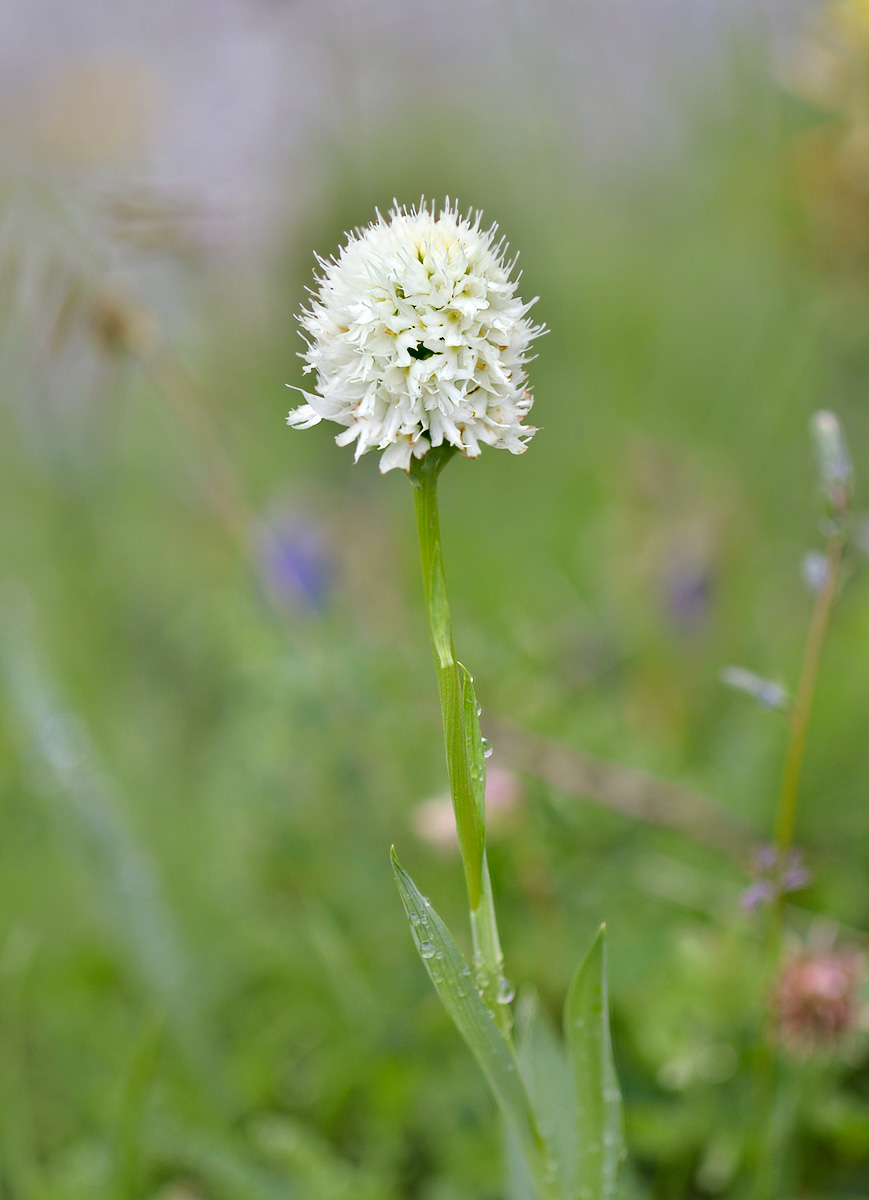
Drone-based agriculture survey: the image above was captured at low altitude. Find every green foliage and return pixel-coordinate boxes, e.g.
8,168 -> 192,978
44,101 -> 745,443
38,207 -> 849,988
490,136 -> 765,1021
565,928 -> 624,1200
516,998 -> 579,1200
458,662 -> 487,837
2,34 -> 869,1199
394,854 -> 627,1200
392,850 -> 562,1200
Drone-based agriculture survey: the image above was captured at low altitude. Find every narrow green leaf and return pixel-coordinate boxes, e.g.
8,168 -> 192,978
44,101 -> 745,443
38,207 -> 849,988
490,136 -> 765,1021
428,542 -> 453,670
564,925 -> 624,1200
458,662 -> 487,828
517,994 -> 579,1200
392,850 -> 563,1200
503,1120 -> 536,1200
440,661 -> 485,907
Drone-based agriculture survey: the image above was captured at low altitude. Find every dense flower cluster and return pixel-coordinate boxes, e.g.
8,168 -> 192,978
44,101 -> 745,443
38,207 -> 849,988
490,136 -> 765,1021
775,950 -> 863,1053
287,200 -> 542,472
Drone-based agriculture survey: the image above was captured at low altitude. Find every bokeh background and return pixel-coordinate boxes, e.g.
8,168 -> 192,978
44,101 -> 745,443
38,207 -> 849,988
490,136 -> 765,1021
2,1 -> 869,1196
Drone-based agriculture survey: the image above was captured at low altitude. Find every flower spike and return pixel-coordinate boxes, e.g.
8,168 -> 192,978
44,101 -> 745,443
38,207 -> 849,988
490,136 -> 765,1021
287,200 -> 544,473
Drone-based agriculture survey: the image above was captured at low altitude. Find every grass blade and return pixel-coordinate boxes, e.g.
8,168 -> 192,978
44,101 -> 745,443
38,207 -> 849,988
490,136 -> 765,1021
517,994 -> 579,1199
458,661 -> 487,826
392,850 -> 563,1200
564,925 -> 624,1200
503,1120 -> 537,1200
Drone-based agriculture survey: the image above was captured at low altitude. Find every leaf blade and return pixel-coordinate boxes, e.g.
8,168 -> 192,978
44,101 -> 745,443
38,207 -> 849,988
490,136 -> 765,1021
564,925 -> 624,1200
457,661 -> 487,828
517,994 -> 579,1199
392,850 -> 563,1200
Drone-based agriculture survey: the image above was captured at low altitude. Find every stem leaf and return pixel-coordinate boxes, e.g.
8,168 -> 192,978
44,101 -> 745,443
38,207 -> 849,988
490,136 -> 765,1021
458,662 -> 487,830
392,850 -> 563,1200
428,542 -> 453,670
564,925 -> 624,1200
517,994 -> 579,1199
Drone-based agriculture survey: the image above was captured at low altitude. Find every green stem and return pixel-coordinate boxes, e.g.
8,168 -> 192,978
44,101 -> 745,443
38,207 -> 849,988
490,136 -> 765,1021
750,527 -> 846,1198
773,530 -> 845,859
411,448 -> 510,1035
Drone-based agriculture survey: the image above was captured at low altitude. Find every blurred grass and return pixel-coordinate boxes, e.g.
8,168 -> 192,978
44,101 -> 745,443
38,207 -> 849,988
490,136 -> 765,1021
2,40 -> 869,1199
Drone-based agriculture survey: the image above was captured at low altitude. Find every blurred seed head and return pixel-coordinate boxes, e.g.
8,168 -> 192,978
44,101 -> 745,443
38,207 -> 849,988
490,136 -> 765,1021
0,47 -> 213,464
88,286 -> 161,357
775,948 -> 864,1054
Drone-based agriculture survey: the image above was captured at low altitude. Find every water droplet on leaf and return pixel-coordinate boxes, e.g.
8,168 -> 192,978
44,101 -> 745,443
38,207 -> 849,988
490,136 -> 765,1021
496,977 -> 515,1005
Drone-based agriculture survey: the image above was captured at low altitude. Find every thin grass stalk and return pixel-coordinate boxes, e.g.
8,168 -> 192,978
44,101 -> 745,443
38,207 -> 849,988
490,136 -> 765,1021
750,427 -> 850,1197
773,529 -> 845,860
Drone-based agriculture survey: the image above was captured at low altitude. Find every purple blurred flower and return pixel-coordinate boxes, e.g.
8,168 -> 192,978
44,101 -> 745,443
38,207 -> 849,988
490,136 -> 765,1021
742,880 -> 776,914
665,558 -> 714,634
742,843 -> 812,913
783,848 -> 811,893
257,517 -> 332,611
753,843 -> 779,872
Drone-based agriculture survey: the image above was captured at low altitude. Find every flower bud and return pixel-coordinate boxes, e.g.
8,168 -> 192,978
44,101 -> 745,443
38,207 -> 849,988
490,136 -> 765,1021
721,666 -> 788,712
812,410 -> 852,517
801,550 -> 829,594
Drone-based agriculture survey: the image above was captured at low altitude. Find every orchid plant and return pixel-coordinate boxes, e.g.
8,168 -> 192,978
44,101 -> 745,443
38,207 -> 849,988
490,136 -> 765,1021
287,200 -> 625,1200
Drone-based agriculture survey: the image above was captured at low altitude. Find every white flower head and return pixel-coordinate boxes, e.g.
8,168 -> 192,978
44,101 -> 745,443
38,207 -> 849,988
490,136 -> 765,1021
287,199 -> 543,473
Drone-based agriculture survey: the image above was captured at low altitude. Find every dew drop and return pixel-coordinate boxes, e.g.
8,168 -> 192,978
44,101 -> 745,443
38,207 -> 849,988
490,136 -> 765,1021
481,738 -> 494,759
496,977 -> 515,1005
419,940 -> 436,959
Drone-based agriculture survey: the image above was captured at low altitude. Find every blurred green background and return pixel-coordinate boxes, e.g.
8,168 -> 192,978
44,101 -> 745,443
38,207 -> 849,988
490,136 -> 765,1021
2,2 -> 869,1197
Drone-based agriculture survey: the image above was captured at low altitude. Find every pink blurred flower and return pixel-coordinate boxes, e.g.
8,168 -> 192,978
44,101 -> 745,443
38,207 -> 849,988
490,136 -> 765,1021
412,766 -> 524,852
775,949 -> 864,1054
